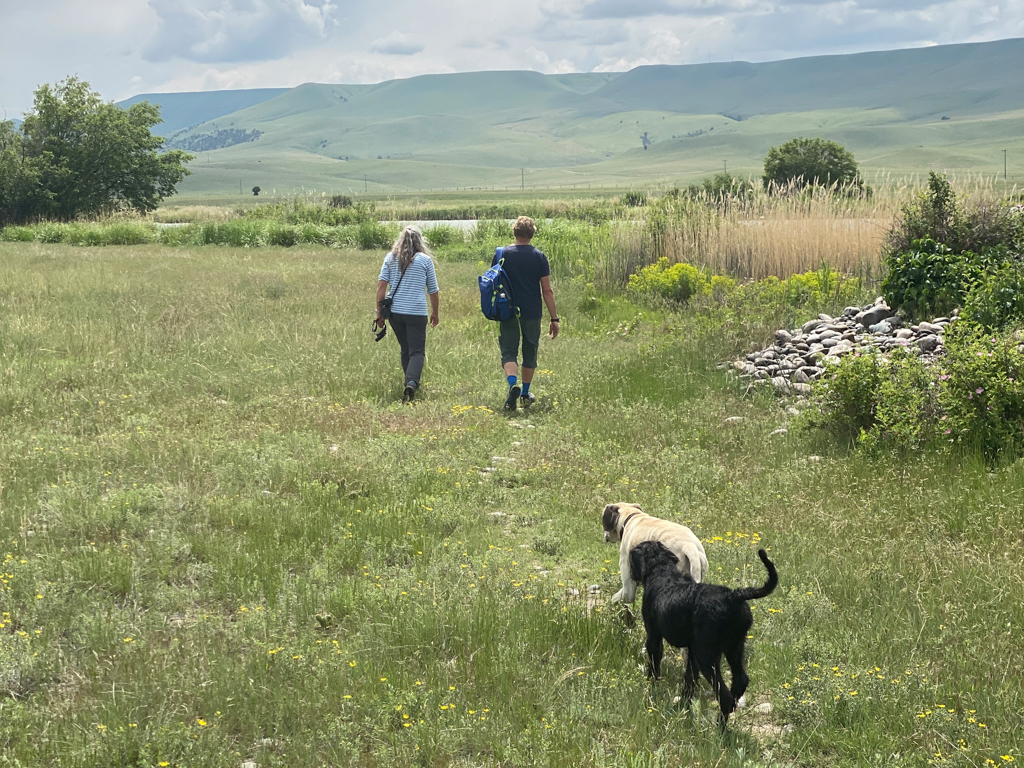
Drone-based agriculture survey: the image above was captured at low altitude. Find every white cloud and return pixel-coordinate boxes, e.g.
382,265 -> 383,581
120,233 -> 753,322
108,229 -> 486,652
143,0 -> 338,63
370,31 -> 425,56
1,0 -> 1023,116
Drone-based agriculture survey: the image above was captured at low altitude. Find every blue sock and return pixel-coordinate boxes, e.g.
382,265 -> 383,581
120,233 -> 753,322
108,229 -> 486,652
507,374 -> 518,388
521,382 -> 531,397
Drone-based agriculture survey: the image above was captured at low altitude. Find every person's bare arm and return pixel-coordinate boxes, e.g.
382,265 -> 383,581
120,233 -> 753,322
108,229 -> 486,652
375,279 -> 388,325
429,291 -> 439,327
540,275 -> 559,338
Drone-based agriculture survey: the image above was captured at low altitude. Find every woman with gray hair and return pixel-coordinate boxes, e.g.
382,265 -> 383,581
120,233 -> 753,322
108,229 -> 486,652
375,226 -> 440,402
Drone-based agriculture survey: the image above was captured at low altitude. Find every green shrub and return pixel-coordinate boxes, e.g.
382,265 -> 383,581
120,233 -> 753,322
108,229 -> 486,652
709,274 -> 737,301
886,172 -> 1023,258
356,221 -> 397,251
807,349 -> 937,450
266,222 -> 299,247
621,190 -> 647,207
422,224 -> 464,247
34,223 -> 66,243
961,262 -> 1024,331
102,222 -> 156,245
807,352 -> 886,443
881,238 -> 1006,318
627,257 -> 709,305
0,226 -> 35,242
938,324 -> 1024,460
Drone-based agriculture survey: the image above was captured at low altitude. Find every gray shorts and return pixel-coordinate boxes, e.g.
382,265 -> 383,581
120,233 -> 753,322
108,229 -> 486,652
499,316 -> 541,369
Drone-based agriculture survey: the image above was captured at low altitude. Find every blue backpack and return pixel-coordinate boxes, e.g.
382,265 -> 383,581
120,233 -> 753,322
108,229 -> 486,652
479,247 -> 518,322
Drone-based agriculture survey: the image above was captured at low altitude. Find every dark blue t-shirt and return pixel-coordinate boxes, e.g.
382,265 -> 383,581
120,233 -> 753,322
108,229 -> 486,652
492,244 -> 550,320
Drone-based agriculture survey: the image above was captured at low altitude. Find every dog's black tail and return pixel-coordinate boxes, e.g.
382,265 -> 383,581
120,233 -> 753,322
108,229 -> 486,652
729,549 -> 778,602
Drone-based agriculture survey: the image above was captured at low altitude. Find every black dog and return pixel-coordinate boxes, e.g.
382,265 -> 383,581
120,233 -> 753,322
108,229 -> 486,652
629,541 -> 778,726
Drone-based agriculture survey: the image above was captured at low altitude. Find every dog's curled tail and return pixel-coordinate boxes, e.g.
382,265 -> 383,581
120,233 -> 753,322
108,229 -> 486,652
729,549 -> 778,602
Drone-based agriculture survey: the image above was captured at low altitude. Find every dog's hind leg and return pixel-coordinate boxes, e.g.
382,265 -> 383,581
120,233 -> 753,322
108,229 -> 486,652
679,648 -> 699,703
724,641 -> 749,706
695,649 -> 734,727
645,632 -> 664,679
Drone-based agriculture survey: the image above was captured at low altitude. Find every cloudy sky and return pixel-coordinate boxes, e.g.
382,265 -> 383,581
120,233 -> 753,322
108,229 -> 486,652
1,0 -> 1022,116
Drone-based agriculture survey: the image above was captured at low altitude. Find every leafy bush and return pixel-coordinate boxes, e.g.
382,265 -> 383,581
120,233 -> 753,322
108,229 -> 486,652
102,222 -> 157,245
886,172 -> 1024,257
266,222 -> 299,247
961,262 -> 1024,331
685,173 -> 755,202
807,352 -> 886,442
881,238 -> 1006,318
0,226 -> 35,242
356,221 -> 397,251
807,349 -> 937,450
422,224 -> 464,247
627,257 -> 709,305
762,137 -> 862,192
938,324 -> 1024,460
621,191 -> 648,207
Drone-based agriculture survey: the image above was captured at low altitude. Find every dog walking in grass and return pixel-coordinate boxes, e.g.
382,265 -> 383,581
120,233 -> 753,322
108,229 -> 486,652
602,502 -> 708,603
629,541 -> 778,727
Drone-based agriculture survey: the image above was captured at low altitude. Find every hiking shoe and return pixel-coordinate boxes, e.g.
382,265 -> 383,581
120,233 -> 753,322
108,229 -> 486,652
519,391 -> 536,408
402,383 -> 416,403
504,384 -> 521,411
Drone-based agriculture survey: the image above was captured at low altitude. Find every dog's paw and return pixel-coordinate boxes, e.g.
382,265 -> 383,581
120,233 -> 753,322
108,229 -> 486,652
611,590 -> 624,603
735,694 -> 747,710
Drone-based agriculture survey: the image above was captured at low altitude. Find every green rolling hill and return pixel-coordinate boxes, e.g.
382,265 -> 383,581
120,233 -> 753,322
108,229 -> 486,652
131,38 -> 1024,200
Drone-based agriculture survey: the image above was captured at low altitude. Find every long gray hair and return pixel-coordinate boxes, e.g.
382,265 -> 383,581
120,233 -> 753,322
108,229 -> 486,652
391,226 -> 430,274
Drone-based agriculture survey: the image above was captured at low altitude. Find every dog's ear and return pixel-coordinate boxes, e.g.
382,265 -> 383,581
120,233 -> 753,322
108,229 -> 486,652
629,545 -> 647,583
601,503 -> 620,533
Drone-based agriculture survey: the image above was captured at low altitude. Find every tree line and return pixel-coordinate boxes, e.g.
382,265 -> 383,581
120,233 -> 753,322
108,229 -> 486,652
0,78 -> 192,227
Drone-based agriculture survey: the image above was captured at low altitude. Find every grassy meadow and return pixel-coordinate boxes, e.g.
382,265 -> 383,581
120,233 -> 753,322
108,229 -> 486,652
0,241 -> 1022,768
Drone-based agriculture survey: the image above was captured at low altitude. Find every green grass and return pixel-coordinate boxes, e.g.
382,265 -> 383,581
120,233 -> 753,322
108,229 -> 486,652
0,242 -> 1022,767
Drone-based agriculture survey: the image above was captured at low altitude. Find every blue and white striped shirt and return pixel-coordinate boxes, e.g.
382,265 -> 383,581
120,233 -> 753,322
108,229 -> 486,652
378,252 -> 439,316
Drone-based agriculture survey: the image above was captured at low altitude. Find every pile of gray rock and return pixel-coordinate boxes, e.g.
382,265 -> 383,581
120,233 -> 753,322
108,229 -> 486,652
729,298 -> 956,395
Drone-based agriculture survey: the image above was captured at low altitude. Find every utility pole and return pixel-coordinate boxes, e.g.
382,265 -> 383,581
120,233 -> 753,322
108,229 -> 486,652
364,175 -> 367,193
521,168 -> 524,191
724,160 -> 727,175
1004,149 -> 1008,180
239,180 -> 242,195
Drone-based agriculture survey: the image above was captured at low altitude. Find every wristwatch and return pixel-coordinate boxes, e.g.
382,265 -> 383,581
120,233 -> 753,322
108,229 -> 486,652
551,318 -> 560,323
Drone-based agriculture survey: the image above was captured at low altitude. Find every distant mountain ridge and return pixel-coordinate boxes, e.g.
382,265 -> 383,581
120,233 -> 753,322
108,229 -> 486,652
114,38 -> 1024,196
117,88 -> 289,135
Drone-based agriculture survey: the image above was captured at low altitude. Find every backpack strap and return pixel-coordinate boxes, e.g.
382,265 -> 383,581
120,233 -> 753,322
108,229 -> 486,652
386,254 -> 408,300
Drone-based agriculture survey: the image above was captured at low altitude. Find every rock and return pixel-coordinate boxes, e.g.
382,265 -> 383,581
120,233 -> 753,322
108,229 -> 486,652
792,383 -> 813,396
775,329 -> 793,344
769,428 -> 788,437
933,316 -> 950,324
753,702 -> 773,715
919,321 -> 943,334
754,357 -> 772,367
732,360 -> 748,372
801,318 -> 824,334
818,313 -> 834,322
771,377 -> 791,393
818,330 -> 841,340
868,321 -> 892,335
856,305 -> 891,327
896,329 -> 914,340
786,406 -> 800,416
723,416 -> 745,425
918,335 -> 940,353
792,369 -> 810,384
843,306 -> 861,317
827,343 -> 855,357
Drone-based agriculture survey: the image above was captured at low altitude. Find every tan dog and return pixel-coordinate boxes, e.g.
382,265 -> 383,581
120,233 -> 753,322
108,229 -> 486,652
602,502 -> 708,603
